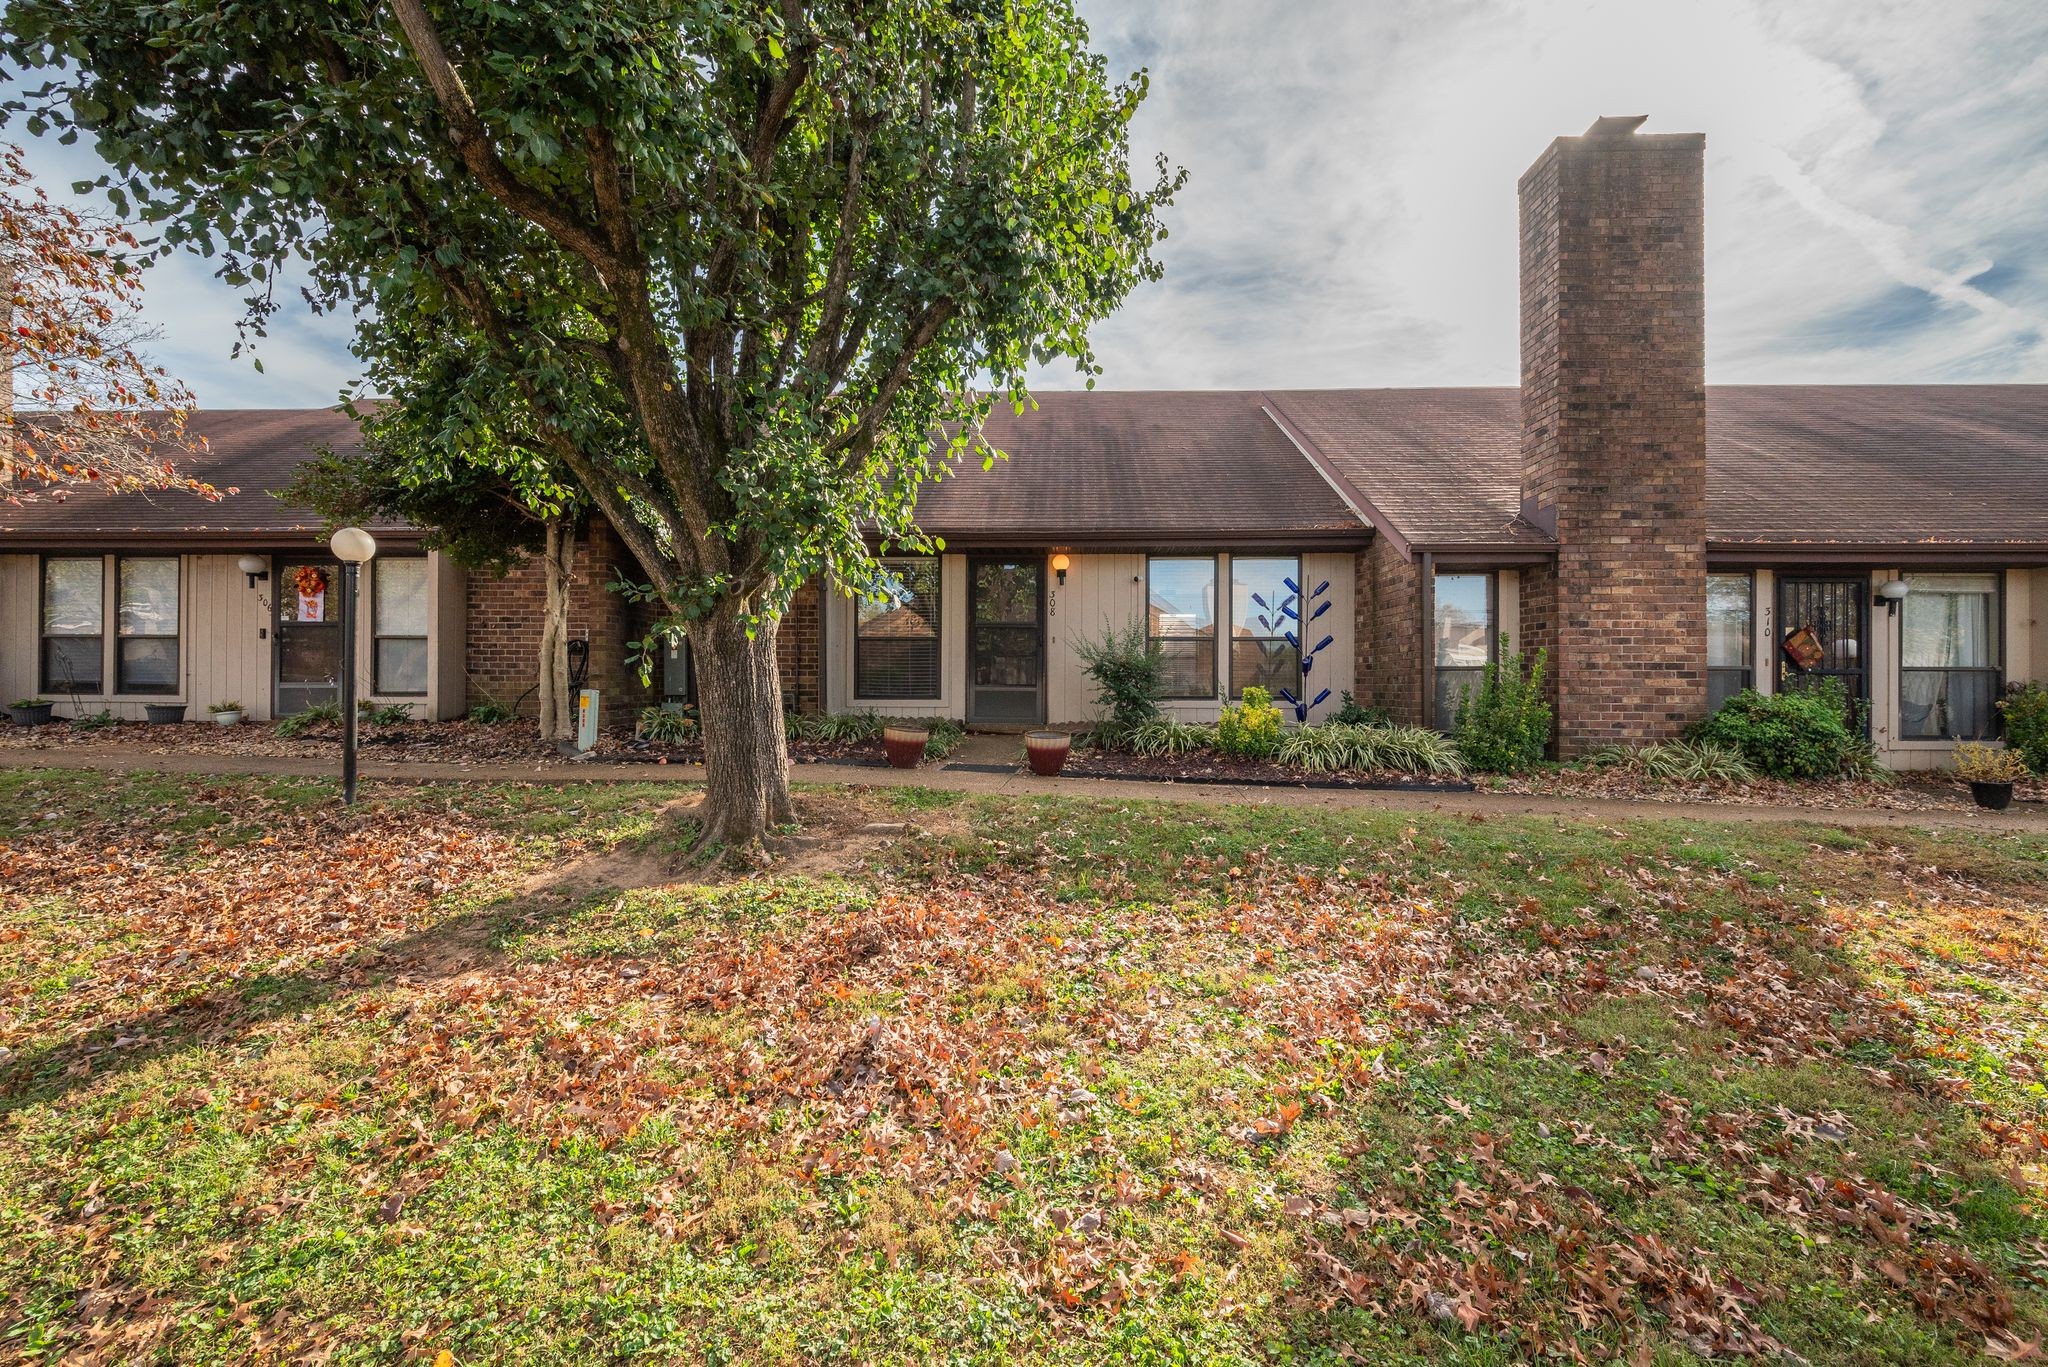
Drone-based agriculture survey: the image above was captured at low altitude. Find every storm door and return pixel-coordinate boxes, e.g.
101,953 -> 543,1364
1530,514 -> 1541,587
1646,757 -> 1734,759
968,558 -> 1045,724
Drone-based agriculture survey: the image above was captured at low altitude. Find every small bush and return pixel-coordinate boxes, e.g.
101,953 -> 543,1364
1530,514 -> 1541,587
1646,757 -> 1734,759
919,719 -> 966,759
1216,687 -> 1284,759
1690,683 -> 1854,779
207,700 -> 244,715
1954,742 -> 2029,784
1635,739 -> 1755,782
1999,682 -> 2048,774
639,705 -> 699,744
1331,691 -> 1389,727
70,709 -> 119,732
1072,616 -> 1166,731
1273,722 -> 1466,776
276,702 -> 344,738
1453,639 -> 1552,774
1278,725 -> 1355,772
359,701 -> 415,727
1126,717 -> 1214,757
467,702 -> 516,724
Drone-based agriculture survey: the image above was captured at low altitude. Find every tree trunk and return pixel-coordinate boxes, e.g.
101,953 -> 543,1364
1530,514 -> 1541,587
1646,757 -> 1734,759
536,516 -> 576,743
691,600 -> 795,848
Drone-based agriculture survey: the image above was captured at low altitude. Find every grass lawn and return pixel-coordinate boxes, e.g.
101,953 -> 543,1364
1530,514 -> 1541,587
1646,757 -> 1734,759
1,770 -> 2044,1364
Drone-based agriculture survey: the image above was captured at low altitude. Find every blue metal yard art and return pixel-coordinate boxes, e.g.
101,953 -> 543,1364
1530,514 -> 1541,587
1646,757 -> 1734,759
1251,574 -> 1334,722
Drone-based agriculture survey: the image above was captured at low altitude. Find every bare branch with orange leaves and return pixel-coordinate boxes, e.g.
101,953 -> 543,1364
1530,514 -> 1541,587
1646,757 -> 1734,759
0,142 -> 217,505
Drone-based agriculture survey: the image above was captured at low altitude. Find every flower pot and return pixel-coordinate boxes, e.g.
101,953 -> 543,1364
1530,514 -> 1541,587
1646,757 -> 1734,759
882,725 -> 929,769
144,703 -> 188,725
211,710 -> 243,727
1970,780 -> 2015,811
1024,730 -> 1072,777
7,703 -> 54,728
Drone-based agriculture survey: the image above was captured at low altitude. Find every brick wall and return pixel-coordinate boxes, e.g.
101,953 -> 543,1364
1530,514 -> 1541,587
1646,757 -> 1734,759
1354,537 -> 1423,724
777,579 -> 823,713
464,516 -> 654,718
1519,121 -> 1708,754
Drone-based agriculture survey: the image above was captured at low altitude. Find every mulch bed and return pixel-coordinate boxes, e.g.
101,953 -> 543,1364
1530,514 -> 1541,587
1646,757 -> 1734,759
1062,751 -> 1476,792
1496,766 -> 2048,812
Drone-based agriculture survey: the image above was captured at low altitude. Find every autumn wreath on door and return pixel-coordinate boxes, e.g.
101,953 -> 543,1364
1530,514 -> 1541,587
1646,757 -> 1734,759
1781,624 -> 1825,671
292,564 -> 330,623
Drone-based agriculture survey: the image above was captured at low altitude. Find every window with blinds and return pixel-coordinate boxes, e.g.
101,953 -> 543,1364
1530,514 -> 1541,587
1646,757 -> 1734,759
855,558 -> 941,700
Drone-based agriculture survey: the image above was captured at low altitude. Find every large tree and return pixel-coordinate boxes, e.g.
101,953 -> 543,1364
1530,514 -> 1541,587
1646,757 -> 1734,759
0,142 -> 208,503
6,0 -> 1178,845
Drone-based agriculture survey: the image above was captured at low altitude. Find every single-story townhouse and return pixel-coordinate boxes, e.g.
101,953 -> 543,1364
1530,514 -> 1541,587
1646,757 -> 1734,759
4,116 -> 2045,768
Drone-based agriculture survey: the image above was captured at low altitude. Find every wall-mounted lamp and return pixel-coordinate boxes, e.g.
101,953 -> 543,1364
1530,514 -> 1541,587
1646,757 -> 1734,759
237,553 -> 270,590
1874,579 -> 1910,617
1050,552 -> 1070,586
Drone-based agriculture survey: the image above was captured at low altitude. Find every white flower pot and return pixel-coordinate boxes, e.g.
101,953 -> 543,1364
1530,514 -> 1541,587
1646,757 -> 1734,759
212,711 -> 243,727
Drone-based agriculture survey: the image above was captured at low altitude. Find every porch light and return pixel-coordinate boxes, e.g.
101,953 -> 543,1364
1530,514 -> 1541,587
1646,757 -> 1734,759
1875,579 -> 1910,616
327,527 -> 378,806
236,554 -> 270,589
1051,552 -> 1070,586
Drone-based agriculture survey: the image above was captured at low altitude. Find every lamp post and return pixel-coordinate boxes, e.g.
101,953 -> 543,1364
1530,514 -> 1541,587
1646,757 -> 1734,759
329,527 -> 378,804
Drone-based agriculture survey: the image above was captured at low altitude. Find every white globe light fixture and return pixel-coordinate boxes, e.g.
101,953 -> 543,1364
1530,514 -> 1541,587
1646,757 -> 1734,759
1875,579 -> 1910,617
327,527 -> 379,805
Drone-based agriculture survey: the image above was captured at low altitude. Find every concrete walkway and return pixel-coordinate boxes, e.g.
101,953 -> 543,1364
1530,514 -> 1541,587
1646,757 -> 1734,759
5,744 -> 2046,833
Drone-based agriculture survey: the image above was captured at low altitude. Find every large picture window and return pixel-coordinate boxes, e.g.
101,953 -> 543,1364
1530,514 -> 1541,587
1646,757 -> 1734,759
1230,556 -> 1301,699
115,557 -> 180,695
855,558 -> 941,700
1900,573 -> 2001,741
1147,556 -> 1217,698
373,557 -> 430,695
1706,572 -> 1753,713
1433,571 -> 1495,728
41,557 -> 104,694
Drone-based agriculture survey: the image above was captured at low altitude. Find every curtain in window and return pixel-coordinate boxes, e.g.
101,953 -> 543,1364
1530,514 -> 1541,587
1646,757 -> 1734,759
1900,574 -> 1998,740
374,558 -> 430,694
1706,573 -> 1752,712
116,558 -> 180,694
42,557 -> 105,693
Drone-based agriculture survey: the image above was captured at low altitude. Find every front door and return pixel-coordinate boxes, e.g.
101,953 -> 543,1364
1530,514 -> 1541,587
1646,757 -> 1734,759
275,560 -> 346,717
968,557 -> 1045,724
1777,575 -> 1868,728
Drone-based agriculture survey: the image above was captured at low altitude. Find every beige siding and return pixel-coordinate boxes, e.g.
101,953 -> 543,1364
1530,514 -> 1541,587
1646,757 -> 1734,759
0,554 -> 35,707
1873,566 -> 2040,772
189,554 -> 274,720
1046,552 -> 1146,724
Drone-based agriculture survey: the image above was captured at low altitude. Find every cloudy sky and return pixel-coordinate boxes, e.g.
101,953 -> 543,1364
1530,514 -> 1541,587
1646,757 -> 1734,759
16,0 -> 2048,406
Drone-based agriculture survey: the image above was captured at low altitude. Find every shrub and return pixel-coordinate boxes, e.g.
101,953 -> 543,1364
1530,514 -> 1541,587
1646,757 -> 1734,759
1634,739 -> 1755,782
1999,682 -> 2048,774
359,701 -> 415,727
1368,724 -> 1466,776
1452,639 -> 1551,774
467,702 -> 516,724
1689,683 -> 1854,780
1216,686 -> 1284,759
1331,691 -> 1389,727
1071,615 -> 1166,732
276,701 -> 344,737
1954,742 -> 2029,784
1126,717 -> 1214,757
70,709 -> 119,731
1278,725 -> 1356,772
639,704 -> 698,744
919,719 -> 966,759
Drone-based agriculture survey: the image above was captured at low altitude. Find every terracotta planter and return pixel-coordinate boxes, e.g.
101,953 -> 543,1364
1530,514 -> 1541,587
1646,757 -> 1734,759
7,702 -> 54,727
1024,730 -> 1072,777
144,703 -> 188,725
882,725 -> 929,769
1970,780 -> 2015,811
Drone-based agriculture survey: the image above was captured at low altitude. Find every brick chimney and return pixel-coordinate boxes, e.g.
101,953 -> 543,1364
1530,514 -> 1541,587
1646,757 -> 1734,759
1518,115 -> 1708,754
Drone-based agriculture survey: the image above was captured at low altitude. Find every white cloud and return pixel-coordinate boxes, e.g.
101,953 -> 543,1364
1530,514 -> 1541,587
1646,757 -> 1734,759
16,0 -> 2048,404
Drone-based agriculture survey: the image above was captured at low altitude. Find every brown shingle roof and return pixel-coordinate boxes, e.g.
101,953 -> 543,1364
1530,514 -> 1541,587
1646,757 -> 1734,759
0,408 -> 393,546
1266,385 -> 2048,552
911,391 -> 1368,545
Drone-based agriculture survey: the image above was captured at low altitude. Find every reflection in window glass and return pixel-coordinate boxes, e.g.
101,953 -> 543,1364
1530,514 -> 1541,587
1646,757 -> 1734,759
1706,573 -> 1752,712
1147,557 -> 1216,697
1432,572 -> 1494,728
116,558 -> 181,695
856,558 -> 941,700
1230,556 -> 1300,699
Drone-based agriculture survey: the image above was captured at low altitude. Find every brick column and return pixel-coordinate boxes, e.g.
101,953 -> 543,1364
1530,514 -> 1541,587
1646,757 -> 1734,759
1519,117 -> 1708,754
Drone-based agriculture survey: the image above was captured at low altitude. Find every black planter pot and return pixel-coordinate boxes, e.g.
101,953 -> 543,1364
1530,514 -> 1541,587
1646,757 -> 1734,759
1969,780 -> 2015,811
6,702 -> 55,727
144,703 -> 188,725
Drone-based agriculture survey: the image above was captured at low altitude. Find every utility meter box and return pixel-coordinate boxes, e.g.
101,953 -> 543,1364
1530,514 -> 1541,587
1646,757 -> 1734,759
575,689 -> 600,752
